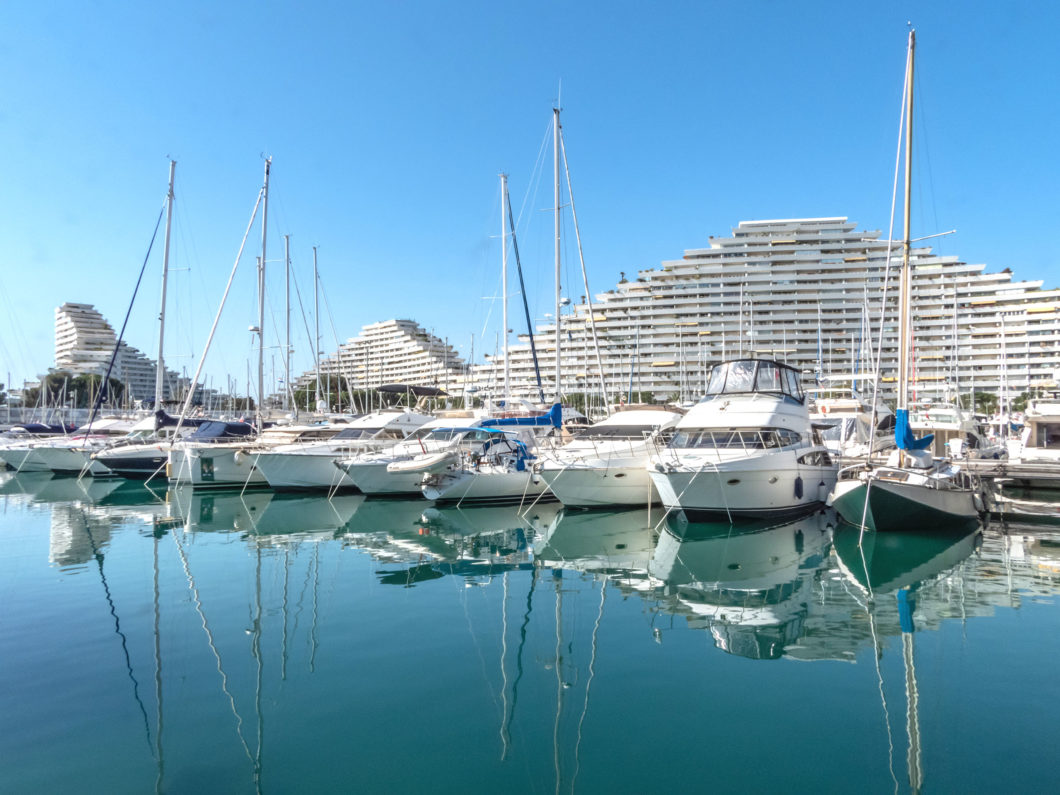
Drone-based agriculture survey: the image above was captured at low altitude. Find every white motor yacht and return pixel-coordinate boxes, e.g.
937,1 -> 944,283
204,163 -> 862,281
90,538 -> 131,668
648,359 -> 838,520
0,423 -> 79,473
23,417 -> 139,477
252,408 -> 433,491
536,407 -> 683,507
169,420 -> 354,489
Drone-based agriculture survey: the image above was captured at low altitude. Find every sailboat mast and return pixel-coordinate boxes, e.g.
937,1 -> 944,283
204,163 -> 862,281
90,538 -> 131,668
258,158 -> 271,425
284,233 -> 291,412
553,106 -> 562,403
313,246 -> 321,408
500,173 -> 510,405
897,31 -> 915,412
155,159 -> 176,410
559,128 -> 610,415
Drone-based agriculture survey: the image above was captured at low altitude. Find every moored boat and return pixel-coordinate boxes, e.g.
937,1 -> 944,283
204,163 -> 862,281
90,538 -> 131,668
648,358 -> 837,520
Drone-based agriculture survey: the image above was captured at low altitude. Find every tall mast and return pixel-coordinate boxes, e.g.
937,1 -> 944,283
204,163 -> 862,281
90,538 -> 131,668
284,233 -> 291,412
897,30 -> 915,412
559,127 -> 610,415
258,158 -> 271,426
553,106 -> 562,403
313,246 -> 321,409
500,173 -> 510,404
155,159 -> 176,410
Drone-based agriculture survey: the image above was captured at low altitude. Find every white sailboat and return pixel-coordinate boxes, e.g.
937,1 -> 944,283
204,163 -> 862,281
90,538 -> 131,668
829,30 -> 983,533
412,113 -> 573,506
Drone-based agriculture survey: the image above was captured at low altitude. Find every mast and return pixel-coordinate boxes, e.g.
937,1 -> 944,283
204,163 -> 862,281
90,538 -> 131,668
559,127 -> 610,415
155,160 -> 176,411
897,30 -> 915,413
553,106 -> 562,403
283,233 -> 291,412
314,246 -> 321,410
258,158 -> 271,428
500,173 -> 510,405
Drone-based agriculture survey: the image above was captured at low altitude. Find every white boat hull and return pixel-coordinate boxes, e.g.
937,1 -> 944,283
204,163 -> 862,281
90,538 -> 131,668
649,450 -> 836,519
28,444 -> 114,477
344,461 -> 428,496
421,468 -> 551,504
169,445 -> 268,488
539,462 -> 659,507
0,446 -> 49,473
252,450 -> 356,491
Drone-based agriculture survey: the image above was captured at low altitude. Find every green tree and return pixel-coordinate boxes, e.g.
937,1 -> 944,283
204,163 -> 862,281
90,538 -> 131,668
25,371 -> 126,409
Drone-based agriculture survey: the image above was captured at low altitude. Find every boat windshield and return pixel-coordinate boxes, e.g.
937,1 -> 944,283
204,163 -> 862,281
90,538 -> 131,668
670,427 -> 804,449
704,360 -> 804,403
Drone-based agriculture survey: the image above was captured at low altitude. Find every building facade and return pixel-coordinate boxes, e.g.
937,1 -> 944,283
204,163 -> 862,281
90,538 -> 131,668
294,319 -> 466,399
462,217 -> 1059,405
298,217 -> 1059,408
54,302 -> 187,404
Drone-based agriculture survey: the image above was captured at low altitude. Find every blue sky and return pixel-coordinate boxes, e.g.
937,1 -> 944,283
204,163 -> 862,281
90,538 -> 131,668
1,1 -> 1057,393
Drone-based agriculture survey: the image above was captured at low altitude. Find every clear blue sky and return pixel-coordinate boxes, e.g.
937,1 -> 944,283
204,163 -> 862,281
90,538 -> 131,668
1,1 -> 1056,393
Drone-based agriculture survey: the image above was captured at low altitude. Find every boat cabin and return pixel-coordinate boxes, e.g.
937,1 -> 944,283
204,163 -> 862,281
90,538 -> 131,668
703,359 -> 805,404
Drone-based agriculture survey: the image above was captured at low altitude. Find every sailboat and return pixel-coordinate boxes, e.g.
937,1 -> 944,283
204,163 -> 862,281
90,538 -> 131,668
829,30 -> 984,533
411,114 -> 570,505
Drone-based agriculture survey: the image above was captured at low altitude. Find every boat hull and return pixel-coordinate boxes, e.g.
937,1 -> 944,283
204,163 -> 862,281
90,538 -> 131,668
649,453 -> 836,520
830,476 -> 981,532
169,445 -> 268,488
93,444 -> 170,480
421,468 -> 552,504
29,445 -> 114,477
252,450 -> 357,492
539,463 -> 659,507
344,460 -> 427,496
0,446 -> 49,473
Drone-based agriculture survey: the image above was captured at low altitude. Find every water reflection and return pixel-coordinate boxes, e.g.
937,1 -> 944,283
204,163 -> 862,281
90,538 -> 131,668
651,509 -> 835,659
4,481 -> 1060,794
832,521 -> 983,795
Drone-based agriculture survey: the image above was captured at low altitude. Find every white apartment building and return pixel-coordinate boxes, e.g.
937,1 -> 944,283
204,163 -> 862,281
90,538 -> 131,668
296,319 -> 465,397
473,216 -> 1060,404
54,302 -> 187,403
302,217 -> 1059,407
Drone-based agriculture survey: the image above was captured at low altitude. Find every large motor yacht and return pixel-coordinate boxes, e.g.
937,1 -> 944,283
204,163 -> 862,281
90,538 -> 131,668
648,359 -> 837,520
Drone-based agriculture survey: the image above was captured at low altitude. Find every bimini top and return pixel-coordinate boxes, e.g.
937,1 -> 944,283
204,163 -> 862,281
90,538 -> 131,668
183,421 -> 257,442
703,359 -> 805,404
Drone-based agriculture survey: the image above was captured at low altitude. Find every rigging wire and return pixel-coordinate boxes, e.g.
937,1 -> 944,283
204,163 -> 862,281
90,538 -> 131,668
86,202 -> 166,429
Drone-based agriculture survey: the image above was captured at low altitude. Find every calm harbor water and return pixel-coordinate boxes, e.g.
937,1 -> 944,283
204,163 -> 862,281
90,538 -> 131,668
1,472 -> 1058,794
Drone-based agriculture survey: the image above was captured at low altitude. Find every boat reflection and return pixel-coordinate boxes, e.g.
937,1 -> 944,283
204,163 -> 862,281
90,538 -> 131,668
166,486 -> 275,534
0,470 -> 54,499
832,520 -> 982,595
0,470 -> 124,505
165,487 -> 365,543
533,507 -> 655,588
650,509 -> 836,659
832,519 -> 983,795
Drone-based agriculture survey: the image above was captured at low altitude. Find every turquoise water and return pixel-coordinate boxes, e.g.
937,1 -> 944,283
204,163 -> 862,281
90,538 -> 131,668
1,472 -> 1058,794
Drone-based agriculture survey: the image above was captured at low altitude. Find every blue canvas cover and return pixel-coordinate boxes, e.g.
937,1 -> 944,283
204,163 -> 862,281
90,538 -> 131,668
894,408 -> 934,451
481,402 -> 562,429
